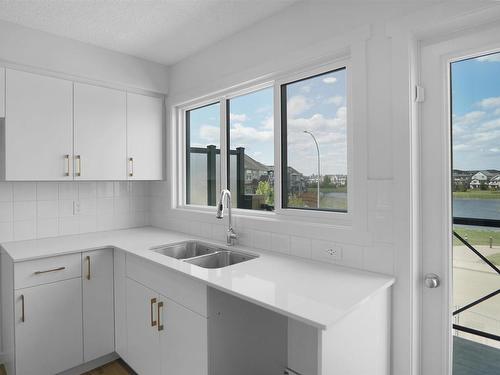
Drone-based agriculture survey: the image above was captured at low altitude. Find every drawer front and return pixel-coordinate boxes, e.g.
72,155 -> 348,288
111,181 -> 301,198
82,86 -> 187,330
15,253 -> 81,289
126,254 -> 207,317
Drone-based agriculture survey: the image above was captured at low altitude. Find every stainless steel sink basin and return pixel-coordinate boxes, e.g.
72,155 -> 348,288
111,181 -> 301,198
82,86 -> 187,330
152,241 -> 218,259
151,241 -> 258,268
184,250 -> 258,269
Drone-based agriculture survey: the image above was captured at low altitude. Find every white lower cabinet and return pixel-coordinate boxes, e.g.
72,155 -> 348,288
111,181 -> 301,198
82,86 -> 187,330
14,278 -> 83,375
82,249 -> 115,362
125,278 -> 161,375
1,249 -> 115,375
125,277 -> 208,375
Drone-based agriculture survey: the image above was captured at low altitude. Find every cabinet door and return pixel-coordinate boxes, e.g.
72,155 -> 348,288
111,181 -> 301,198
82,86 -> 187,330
82,249 -> 115,362
5,69 -> 73,180
74,83 -> 126,180
0,67 -> 5,117
160,296 -> 208,375
127,93 -> 163,180
15,278 -> 83,375
126,278 -> 161,375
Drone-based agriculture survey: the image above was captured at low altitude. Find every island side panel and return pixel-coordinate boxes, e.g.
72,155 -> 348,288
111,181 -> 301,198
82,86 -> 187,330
1,250 -> 15,375
321,288 -> 391,375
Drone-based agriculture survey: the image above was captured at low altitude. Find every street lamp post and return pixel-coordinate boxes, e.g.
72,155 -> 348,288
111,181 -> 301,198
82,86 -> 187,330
303,130 -> 320,208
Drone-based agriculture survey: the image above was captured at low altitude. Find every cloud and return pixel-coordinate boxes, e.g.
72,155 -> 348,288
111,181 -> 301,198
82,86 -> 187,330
198,125 -> 219,143
230,123 -> 273,142
479,97 -> 500,108
262,116 -> 274,130
287,95 -> 313,116
230,113 -> 248,122
477,54 -> 500,63
322,76 -> 337,84
326,95 -> 344,106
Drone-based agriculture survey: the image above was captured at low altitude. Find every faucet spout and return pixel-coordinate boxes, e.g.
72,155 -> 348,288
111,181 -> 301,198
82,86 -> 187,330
216,189 -> 237,245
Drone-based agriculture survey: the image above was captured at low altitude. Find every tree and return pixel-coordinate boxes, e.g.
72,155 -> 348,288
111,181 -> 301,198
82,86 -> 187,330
255,181 -> 274,205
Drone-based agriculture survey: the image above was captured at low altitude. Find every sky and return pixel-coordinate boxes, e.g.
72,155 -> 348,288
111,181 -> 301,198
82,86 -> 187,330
188,69 -> 348,177
451,52 -> 500,171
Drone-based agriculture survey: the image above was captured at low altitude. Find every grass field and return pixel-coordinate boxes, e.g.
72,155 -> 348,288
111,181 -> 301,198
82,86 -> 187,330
453,190 -> 500,199
453,226 -> 500,246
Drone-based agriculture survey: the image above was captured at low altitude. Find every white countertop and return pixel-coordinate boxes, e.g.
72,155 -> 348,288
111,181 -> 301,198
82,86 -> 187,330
0,226 -> 395,330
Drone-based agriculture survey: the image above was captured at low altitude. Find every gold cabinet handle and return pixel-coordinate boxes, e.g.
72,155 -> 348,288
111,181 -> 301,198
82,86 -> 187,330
21,294 -> 25,323
150,298 -> 157,327
85,255 -> 91,280
128,157 -> 134,177
157,301 -> 164,331
64,154 -> 70,176
34,266 -> 66,275
75,155 -> 81,177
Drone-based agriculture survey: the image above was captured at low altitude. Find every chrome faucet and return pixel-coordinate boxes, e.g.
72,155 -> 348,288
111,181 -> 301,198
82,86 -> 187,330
216,189 -> 237,245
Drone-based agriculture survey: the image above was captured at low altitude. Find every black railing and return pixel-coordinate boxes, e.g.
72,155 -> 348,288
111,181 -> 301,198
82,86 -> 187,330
452,217 -> 500,342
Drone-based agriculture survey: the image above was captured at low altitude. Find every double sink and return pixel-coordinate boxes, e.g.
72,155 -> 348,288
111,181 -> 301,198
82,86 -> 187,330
152,241 -> 259,269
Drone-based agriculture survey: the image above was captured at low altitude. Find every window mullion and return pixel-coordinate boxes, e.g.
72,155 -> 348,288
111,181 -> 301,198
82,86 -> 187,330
220,98 -> 228,192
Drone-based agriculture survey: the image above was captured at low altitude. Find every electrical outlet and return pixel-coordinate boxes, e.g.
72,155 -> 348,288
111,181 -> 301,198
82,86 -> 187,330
73,201 -> 81,215
325,246 -> 342,260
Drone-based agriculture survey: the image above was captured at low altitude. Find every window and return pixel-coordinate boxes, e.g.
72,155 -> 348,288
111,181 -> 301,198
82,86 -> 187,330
227,88 -> 274,211
186,102 -> 221,206
281,67 -> 348,212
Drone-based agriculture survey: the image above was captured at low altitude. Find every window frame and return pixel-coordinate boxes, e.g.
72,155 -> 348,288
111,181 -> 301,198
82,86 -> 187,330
173,57 -> 354,225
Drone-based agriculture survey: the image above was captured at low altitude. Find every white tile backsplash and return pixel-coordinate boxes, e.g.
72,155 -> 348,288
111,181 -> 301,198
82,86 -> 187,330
290,236 -> 312,259
0,181 -> 151,242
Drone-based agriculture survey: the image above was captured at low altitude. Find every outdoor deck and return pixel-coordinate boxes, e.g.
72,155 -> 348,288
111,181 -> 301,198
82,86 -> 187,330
453,336 -> 500,375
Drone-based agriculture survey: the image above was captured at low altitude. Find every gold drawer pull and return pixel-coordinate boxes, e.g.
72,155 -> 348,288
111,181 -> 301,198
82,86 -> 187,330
128,157 -> 134,177
85,256 -> 91,280
33,266 -> 66,275
158,301 -> 164,331
150,298 -> 157,327
75,155 -> 81,177
21,294 -> 25,323
64,154 -> 70,176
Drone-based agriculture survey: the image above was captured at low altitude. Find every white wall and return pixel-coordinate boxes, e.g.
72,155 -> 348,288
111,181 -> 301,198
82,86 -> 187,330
0,20 -> 169,94
152,2 -> 500,374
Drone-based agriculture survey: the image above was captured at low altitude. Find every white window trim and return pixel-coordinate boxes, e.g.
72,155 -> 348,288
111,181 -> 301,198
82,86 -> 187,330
172,55 -> 358,228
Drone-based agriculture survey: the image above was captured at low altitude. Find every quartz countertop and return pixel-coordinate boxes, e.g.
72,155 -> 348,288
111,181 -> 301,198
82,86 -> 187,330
0,226 -> 395,330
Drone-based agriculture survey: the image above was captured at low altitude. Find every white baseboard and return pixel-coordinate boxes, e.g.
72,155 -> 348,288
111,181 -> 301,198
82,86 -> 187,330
57,352 -> 119,375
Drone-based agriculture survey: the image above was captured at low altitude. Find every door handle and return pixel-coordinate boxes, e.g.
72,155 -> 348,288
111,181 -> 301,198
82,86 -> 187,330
157,301 -> 164,331
75,155 -> 81,177
64,154 -> 70,176
34,266 -> 66,275
128,157 -> 134,177
150,298 -> 157,327
424,273 -> 440,288
20,294 -> 25,323
85,255 -> 91,280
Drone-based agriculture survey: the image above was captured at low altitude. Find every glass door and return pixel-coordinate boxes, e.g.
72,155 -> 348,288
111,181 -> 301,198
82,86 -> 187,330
450,52 -> 500,375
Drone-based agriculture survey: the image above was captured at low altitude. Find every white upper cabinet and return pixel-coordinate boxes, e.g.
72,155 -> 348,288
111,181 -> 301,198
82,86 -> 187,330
0,67 -> 5,117
3,69 -> 73,180
74,83 -> 127,180
127,92 -> 164,180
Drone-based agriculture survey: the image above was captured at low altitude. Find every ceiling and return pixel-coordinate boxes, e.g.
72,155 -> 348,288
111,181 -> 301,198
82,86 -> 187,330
0,0 -> 298,66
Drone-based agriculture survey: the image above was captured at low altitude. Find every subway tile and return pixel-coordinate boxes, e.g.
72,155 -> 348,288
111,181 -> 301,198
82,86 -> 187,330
271,233 -> 290,254
37,200 -> 59,219
59,216 -> 79,236
59,182 -> 77,200
36,182 -> 59,201
79,215 -> 97,234
114,197 -> 130,214
79,198 -> 97,215
363,245 -> 395,275
13,182 -> 36,201
0,221 -> 13,242
252,230 -> 272,251
13,201 -> 36,221
97,198 -> 114,214
13,220 -> 36,241
78,182 -> 97,199
0,182 -> 13,202
290,236 -> 312,259
58,200 -> 74,217
97,181 -> 114,198
114,181 -> 130,197
37,218 -> 59,238
0,201 -> 13,222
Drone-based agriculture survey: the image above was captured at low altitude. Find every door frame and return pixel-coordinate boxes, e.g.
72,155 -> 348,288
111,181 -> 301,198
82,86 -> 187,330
418,24 -> 500,375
